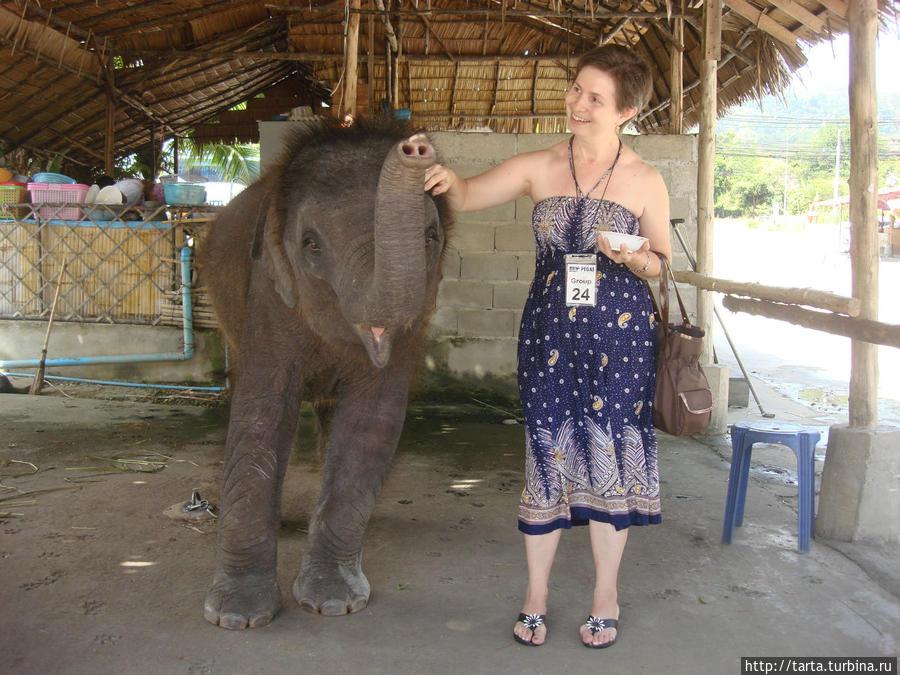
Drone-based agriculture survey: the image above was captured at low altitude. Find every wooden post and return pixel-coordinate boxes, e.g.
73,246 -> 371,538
392,7 -> 401,110
385,36 -> 393,111
696,0 -> 721,364
368,4 -> 375,114
344,0 -> 361,120
848,0 -> 879,427
669,5 -> 684,134
104,94 -> 115,175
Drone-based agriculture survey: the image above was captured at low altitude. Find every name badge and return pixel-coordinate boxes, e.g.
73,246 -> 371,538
565,253 -> 597,307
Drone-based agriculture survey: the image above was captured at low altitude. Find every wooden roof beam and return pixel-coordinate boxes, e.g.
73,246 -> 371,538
160,66 -> 295,123
270,4 -> 696,20
0,34 -> 174,133
141,62 -> 289,107
724,0 -> 805,62
409,6 -> 457,62
765,0 -> 826,34
94,0 -> 249,37
113,49 -> 599,63
598,18 -> 630,46
373,0 -> 399,53
816,0 -> 849,20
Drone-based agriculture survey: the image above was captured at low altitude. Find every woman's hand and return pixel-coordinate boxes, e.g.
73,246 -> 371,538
424,164 -> 458,196
597,234 -> 652,273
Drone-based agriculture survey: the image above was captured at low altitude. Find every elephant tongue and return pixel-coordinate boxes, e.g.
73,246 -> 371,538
358,325 -> 391,368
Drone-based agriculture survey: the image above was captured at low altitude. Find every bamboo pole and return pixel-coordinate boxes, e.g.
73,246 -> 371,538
267,4 -> 693,19
672,270 -> 861,316
721,296 -> 900,350
111,49 -> 590,64
669,8 -> 684,135
29,261 -> 68,396
847,0 -> 879,428
696,0 -> 721,364
393,9 -> 401,109
105,93 -> 115,175
368,3 -> 375,114
344,0 -> 361,120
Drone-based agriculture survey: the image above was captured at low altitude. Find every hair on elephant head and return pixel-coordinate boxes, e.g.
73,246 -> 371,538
198,119 -> 453,630
204,119 -> 450,371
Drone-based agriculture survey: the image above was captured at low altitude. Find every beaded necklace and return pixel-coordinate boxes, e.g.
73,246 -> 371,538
567,136 -> 622,202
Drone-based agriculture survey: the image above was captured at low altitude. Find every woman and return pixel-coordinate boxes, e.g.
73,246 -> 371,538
425,44 -> 671,649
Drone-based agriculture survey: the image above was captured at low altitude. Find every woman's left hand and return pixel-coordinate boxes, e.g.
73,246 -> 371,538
597,234 -> 650,269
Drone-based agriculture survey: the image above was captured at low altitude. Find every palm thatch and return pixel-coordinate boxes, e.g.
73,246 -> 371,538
0,0 -> 896,171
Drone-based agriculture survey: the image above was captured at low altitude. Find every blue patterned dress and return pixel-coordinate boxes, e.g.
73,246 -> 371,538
516,196 -> 661,534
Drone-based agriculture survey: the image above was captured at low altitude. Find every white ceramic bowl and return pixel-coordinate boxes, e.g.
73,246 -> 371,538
96,185 -> 124,205
115,178 -> 144,207
602,232 -> 648,252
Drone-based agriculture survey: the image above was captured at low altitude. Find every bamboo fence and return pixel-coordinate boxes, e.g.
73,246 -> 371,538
0,204 -> 211,325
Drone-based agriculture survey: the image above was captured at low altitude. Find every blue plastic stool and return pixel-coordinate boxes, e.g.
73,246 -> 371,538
722,421 -> 821,553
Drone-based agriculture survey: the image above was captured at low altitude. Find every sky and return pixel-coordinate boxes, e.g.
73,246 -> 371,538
789,29 -> 900,96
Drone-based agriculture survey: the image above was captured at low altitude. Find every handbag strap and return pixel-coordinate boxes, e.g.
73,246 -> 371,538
664,257 -> 691,326
645,256 -> 692,345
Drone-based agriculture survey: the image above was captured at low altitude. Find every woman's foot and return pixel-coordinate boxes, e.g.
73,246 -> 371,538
514,610 -> 547,646
580,590 -> 619,647
581,616 -> 618,648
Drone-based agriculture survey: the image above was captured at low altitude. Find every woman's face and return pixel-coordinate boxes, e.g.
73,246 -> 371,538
565,65 -> 636,135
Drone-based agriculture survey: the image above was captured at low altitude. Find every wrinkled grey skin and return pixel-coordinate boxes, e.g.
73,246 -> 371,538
198,122 -> 450,630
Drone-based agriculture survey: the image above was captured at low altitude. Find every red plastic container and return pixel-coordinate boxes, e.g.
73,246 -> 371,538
27,182 -> 90,220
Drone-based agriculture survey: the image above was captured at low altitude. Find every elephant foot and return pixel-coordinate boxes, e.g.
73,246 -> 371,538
204,573 -> 282,630
292,559 -> 370,616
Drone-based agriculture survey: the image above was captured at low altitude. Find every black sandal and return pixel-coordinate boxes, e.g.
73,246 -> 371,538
514,612 -> 547,646
583,616 -> 618,649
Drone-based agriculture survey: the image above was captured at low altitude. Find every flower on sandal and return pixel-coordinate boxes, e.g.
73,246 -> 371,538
585,617 -> 612,634
521,614 -> 544,630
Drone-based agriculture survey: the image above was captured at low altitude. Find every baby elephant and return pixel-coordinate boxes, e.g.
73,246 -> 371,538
199,121 -> 450,629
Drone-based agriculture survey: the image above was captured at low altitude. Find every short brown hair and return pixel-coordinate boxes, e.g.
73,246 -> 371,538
575,45 -> 653,115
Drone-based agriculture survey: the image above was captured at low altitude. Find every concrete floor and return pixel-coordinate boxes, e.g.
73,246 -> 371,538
1,377 -> 898,674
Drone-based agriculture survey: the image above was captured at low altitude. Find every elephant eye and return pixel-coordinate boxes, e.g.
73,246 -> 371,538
302,235 -> 320,251
425,225 -> 440,243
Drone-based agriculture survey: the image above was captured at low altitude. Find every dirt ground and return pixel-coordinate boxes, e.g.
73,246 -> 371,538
1,386 -> 898,675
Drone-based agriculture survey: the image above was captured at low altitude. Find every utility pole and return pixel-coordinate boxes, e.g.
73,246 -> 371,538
833,128 -> 842,221
783,137 -> 789,218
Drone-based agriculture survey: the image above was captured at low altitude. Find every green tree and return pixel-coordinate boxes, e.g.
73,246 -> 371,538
715,132 -> 781,217
177,137 -> 260,184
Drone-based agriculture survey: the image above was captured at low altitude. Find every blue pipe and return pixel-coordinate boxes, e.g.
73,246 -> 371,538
1,372 -> 224,391
0,247 -> 218,389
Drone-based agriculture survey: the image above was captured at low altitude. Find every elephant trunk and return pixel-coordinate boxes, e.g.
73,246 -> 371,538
369,134 -> 436,328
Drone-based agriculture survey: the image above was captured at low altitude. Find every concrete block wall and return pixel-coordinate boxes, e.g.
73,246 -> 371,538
0,126 -> 696,392
424,130 -> 698,398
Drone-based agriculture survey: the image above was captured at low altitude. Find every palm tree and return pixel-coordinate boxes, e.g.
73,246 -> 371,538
177,137 -> 260,185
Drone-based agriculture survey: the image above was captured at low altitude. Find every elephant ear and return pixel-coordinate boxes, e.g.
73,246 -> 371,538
256,192 -> 299,309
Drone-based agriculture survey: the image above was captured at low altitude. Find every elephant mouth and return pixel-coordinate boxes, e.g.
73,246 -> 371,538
355,324 -> 392,368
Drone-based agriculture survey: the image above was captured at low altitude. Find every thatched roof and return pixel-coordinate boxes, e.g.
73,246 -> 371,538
0,0 -> 896,172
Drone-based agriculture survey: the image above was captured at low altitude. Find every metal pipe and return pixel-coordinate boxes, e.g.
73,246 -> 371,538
1,246 -> 197,370
1,372 -> 224,391
670,219 -> 774,418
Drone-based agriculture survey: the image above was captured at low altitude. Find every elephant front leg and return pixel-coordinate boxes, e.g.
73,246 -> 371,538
293,370 -> 410,615
204,362 -> 302,630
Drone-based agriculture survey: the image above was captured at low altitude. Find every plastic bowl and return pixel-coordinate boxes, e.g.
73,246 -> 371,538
32,172 -> 76,184
83,205 -> 118,221
115,178 -> 144,207
163,183 -> 206,206
601,232 -> 648,253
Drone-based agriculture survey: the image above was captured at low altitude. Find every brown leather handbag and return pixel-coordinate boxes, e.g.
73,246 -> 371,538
648,257 -> 714,436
